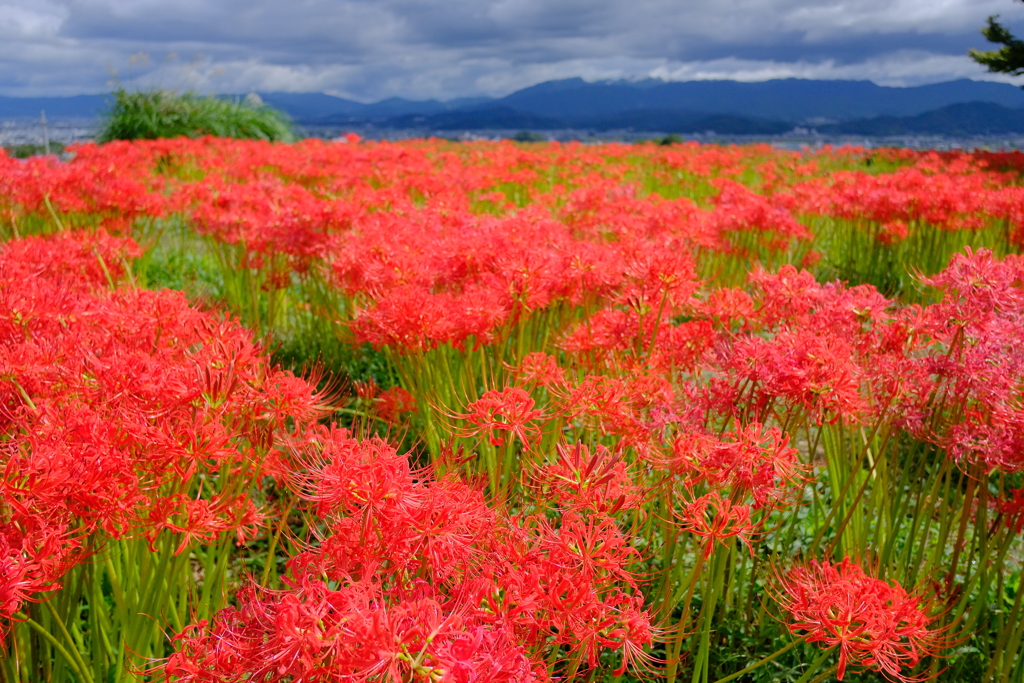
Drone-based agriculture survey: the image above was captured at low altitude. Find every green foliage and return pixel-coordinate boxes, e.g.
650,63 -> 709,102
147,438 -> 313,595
97,88 -> 297,143
970,4 -> 1024,78
2,142 -> 66,158
512,130 -> 546,142
656,133 -> 684,145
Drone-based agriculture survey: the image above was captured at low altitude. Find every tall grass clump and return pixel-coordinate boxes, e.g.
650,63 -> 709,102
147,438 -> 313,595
97,88 -> 297,142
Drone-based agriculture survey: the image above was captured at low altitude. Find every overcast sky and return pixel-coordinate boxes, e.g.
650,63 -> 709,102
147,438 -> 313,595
3,0 -> 1024,100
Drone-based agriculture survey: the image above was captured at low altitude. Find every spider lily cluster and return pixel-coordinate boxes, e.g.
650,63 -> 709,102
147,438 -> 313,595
1,138 -> 1023,682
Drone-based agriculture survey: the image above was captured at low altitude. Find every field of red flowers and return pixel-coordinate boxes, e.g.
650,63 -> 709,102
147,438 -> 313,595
2,137 -> 1024,682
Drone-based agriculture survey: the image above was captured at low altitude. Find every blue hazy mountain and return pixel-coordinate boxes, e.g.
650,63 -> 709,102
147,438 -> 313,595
6,79 -> 1024,136
288,78 -> 1024,129
282,94 -> 496,123
382,106 -> 794,134
0,94 -> 107,118
256,92 -> 366,119
488,78 -> 1024,122
821,101 -> 1024,136
381,106 -> 564,130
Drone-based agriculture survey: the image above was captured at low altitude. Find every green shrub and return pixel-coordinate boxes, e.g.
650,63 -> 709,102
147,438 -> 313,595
512,130 -> 546,142
2,142 -> 66,158
97,88 -> 297,142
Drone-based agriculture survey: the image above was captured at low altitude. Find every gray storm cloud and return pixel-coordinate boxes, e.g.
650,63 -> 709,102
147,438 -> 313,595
1,0 -> 1022,98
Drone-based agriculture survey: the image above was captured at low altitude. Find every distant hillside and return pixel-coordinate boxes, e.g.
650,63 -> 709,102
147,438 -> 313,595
386,105 -> 797,135
257,92 -> 365,120
682,114 -> 792,135
382,107 -> 564,130
491,78 -> 1024,123
302,95 -> 496,124
0,94 -> 107,119
570,108 -> 708,131
821,102 -> 1024,136
6,79 -> 1024,138
572,109 -> 792,134
384,99 -> 1024,137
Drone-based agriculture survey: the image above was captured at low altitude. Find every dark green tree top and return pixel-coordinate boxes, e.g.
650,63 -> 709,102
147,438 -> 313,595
971,3 -> 1024,78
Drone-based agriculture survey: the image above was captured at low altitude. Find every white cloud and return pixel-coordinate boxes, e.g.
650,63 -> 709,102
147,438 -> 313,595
649,51 -> 1019,87
1,0 -> 1023,98
781,0 -> 1018,38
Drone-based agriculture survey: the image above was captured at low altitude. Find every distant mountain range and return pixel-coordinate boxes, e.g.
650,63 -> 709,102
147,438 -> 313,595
447,77 -> 1024,122
5,78 -> 1024,136
818,102 -> 1024,136
0,94 -> 108,119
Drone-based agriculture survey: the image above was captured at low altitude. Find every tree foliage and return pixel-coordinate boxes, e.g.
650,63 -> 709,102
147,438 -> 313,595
970,3 -> 1024,78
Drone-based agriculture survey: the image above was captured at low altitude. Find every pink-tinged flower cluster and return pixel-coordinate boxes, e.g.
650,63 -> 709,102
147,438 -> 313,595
776,558 -> 945,682
913,249 -> 1024,473
672,422 -> 802,509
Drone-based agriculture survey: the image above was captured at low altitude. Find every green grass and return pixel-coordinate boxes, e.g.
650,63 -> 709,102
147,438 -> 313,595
97,88 -> 297,143
2,142 -> 67,158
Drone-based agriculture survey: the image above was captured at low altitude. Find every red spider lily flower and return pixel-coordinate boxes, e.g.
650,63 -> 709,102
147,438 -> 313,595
707,178 -> 812,251
492,511 -> 654,672
146,493 -> 264,555
536,512 -> 643,586
699,286 -> 755,325
675,493 -> 758,557
672,422 -> 804,508
727,329 -> 865,424
453,387 -> 545,447
561,308 -> 648,357
515,352 -> 566,389
600,594 -> 659,677
0,530 -> 69,635
353,379 -> 379,401
910,249 -> 1024,473
878,221 -> 910,246
287,424 -> 413,518
529,442 -> 642,514
166,579 -> 543,683
920,248 -> 1024,323
774,557 -> 946,682
556,374 -> 660,451
782,166 -> 995,235
374,386 -> 418,424
997,487 -> 1024,533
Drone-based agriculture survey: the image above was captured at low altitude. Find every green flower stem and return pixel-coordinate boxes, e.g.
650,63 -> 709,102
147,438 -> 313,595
711,638 -> 800,683
262,495 -> 297,586
42,601 -> 96,683
42,195 -> 65,232
16,613 -> 91,683
664,549 -> 707,682
792,648 -> 836,683
691,545 -> 729,683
